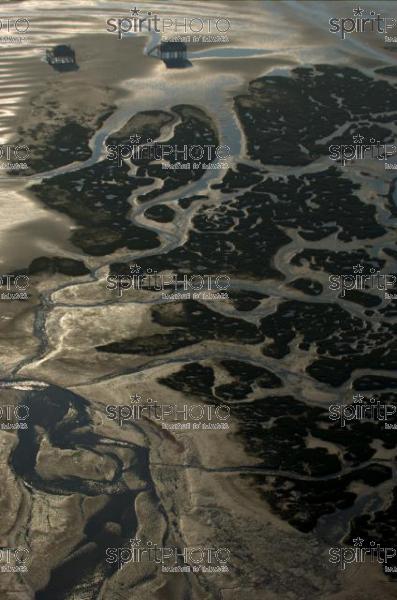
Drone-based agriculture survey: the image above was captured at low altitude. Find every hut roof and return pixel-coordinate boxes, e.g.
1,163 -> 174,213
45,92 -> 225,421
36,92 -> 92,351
159,41 -> 187,52
53,45 -> 75,56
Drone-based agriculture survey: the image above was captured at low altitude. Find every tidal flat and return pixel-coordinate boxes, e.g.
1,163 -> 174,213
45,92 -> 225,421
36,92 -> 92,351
1,2 -> 397,599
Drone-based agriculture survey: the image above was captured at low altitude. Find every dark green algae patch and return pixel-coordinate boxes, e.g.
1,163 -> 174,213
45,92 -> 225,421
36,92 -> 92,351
158,360 -> 396,534
29,105 -> 220,255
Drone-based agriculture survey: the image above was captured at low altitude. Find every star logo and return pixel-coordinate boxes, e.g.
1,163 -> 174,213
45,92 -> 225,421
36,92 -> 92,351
129,263 -> 142,274
353,264 -> 364,274
130,393 -> 142,403
353,537 -> 364,547
129,538 -> 141,547
353,134 -> 364,144
353,393 -> 364,403
129,134 -> 141,144
353,6 -> 364,17
130,7 -> 140,16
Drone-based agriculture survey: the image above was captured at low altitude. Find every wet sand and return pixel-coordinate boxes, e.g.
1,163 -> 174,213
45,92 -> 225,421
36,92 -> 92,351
1,1 -> 397,599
